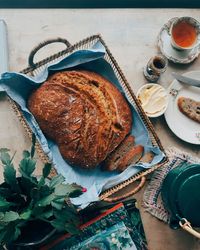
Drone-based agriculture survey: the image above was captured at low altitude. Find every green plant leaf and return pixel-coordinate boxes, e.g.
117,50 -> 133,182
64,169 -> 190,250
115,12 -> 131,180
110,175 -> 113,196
20,209 -> 32,220
5,193 -> 26,210
30,187 -> 40,201
0,148 -> 9,154
3,163 -> 20,193
43,163 -> 52,179
39,209 -> 53,219
13,226 -> 21,241
68,183 -> 84,198
36,194 -> 55,207
0,229 -> 7,244
49,174 -> 65,189
39,185 -> 51,197
0,211 -> 19,223
19,158 -> 36,177
20,176 -> 37,199
38,176 -> 45,188
50,219 -> 65,231
0,196 -> 13,211
55,183 -> 82,197
30,185 -> 51,207
23,150 -> 30,158
0,223 -> 21,245
69,189 -> 83,198
54,207 -> 79,224
51,198 -> 65,210
32,206 -> 45,217
3,163 -> 16,184
54,184 -> 69,196
0,187 -> 12,199
0,149 -> 11,165
30,186 -> 51,209
0,213 -> 4,220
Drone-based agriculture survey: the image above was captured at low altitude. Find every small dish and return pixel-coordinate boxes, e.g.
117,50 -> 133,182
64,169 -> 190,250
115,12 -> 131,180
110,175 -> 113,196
158,17 -> 200,64
137,83 -> 168,118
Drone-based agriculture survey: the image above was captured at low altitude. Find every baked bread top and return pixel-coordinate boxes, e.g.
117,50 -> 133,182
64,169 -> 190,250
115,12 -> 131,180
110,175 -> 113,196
28,70 -> 132,169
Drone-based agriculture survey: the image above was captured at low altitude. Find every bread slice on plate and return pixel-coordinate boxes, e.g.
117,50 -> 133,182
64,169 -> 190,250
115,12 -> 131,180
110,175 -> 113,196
177,97 -> 200,124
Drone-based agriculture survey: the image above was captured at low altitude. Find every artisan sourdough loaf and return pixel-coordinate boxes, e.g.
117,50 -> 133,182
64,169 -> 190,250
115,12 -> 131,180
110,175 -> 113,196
28,70 -> 132,169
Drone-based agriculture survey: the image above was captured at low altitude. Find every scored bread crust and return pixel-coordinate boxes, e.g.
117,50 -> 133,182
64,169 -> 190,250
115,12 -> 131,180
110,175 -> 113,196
28,70 -> 132,169
178,97 -> 200,124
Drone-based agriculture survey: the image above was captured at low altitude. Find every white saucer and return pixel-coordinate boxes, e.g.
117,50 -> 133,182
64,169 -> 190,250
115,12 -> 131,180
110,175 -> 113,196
158,18 -> 200,64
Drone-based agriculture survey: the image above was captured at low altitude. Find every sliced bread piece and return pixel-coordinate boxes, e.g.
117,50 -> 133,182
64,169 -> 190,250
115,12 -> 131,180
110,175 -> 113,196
117,145 -> 144,172
178,97 -> 200,123
103,135 -> 135,171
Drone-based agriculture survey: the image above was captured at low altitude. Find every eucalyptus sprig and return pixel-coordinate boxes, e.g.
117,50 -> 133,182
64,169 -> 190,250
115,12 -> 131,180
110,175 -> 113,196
0,136 -> 85,246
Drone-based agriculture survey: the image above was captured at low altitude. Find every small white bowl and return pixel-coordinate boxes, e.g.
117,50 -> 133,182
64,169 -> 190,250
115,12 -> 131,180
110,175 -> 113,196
136,83 -> 168,118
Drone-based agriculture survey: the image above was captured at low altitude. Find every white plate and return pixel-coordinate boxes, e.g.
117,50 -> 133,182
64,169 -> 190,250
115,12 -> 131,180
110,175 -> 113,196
165,71 -> 200,145
158,18 -> 200,64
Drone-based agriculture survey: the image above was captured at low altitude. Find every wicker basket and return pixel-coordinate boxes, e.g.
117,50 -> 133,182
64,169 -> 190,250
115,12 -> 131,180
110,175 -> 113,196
10,34 -> 168,203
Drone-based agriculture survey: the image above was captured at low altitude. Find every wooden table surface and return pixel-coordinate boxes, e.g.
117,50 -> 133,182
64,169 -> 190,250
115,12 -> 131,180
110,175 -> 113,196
0,8 -> 199,250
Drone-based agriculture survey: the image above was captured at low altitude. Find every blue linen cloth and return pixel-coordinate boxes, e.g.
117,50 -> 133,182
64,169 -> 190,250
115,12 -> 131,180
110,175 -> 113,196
0,41 -> 165,208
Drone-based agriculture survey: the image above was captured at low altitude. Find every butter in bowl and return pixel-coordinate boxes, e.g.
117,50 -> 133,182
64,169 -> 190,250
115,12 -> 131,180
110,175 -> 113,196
137,84 -> 168,118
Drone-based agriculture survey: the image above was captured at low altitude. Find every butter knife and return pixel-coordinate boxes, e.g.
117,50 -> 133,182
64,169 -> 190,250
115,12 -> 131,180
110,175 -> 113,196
172,72 -> 200,88
0,20 -> 8,75
0,20 -> 8,92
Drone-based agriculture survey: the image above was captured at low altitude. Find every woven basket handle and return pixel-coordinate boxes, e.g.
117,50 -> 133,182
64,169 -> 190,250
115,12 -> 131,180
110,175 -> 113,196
28,38 -> 71,68
102,176 -> 146,203
179,218 -> 200,239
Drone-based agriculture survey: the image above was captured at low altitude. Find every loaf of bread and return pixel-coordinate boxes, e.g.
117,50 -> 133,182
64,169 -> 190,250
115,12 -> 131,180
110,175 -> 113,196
28,70 -> 132,169
178,97 -> 200,123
